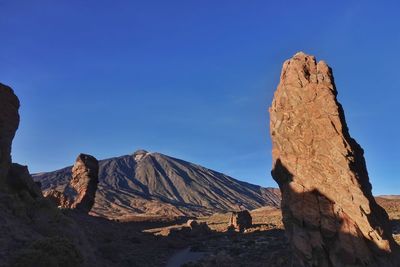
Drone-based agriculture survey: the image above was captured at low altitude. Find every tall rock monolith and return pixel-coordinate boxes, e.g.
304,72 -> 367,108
45,153 -> 99,213
269,52 -> 399,266
0,83 -> 20,186
68,153 -> 99,212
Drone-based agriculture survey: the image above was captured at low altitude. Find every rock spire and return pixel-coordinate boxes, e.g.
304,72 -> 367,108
45,153 -> 99,213
269,52 -> 399,266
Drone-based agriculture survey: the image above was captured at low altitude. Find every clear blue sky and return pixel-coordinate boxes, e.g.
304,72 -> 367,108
1,1 -> 399,195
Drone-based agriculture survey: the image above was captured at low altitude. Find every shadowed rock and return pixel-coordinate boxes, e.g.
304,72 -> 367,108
0,85 -> 42,199
228,210 -> 252,232
7,163 -> 42,199
269,52 -> 399,266
0,84 -> 20,186
0,84 -> 97,266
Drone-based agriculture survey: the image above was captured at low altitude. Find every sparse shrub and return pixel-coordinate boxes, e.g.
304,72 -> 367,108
12,237 -> 83,267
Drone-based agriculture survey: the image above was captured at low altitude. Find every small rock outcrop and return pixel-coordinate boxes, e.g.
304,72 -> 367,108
0,83 -> 20,186
7,163 -> 42,199
187,219 -> 199,228
186,219 -> 211,235
45,154 -> 99,213
44,189 -> 72,208
228,210 -> 252,232
269,52 -> 399,266
167,220 -> 211,239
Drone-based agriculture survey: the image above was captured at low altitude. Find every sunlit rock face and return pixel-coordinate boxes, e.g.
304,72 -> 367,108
0,84 -> 20,186
269,52 -> 399,266
44,154 -> 99,213
68,154 -> 99,212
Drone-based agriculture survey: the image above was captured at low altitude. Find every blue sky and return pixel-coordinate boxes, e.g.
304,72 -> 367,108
0,1 -> 399,195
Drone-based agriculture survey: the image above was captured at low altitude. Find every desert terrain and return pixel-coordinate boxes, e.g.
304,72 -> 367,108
2,52 -> 400,266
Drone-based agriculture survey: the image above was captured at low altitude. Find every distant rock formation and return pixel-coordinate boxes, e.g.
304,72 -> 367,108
35,150 -> 281,219
44,154 -> 99,213
186,219 -> 211,235
228,210 -> 252,232
133,149 -> 149,162
0,83 -> 20,186
68,154 -> 99,212
269,52 -> 399,266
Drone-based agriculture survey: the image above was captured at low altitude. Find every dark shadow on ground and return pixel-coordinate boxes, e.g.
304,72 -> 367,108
66,209 -> 292,267
272,159 -> 400,267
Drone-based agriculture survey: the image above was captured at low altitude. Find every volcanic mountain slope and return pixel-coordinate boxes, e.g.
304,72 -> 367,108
34,150 -> 280,219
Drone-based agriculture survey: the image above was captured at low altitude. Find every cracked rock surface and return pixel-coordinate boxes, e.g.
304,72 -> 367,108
269,52 -> 399,266
45,154 -> 99,213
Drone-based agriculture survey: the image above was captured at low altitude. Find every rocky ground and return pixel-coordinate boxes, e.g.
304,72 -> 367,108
3,192 -> 399,266
2,82 -> 399,266
136,201 -> 400,267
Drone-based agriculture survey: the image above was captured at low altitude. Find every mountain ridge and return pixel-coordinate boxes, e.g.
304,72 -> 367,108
33,150 -> 281,219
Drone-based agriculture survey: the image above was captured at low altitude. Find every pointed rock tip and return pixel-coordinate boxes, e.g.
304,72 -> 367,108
76,153 -> 98,162
132,149 -> 149,156
294,51 -> 307,56
292,51 -> 316,61
132,149 -> 150,161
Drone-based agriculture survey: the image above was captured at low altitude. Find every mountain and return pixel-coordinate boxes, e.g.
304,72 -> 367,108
33,150 -> 281,219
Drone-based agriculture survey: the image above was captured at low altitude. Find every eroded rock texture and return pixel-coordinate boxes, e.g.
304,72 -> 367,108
45,154 -> 99,213
44,189 -> 72,208
0,84 -> 20,186
0,84 -> 96,266
68,154 -> 99,212
269,52 -> 399,266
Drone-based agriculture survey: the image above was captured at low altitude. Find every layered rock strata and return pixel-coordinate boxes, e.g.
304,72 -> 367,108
269,52 -> 399,266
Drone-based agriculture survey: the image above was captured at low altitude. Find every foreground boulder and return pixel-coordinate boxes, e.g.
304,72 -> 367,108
228,210 -> 252,232
45,154 -> 99,213
0,84 -> 20,186
269,52 -> 399,266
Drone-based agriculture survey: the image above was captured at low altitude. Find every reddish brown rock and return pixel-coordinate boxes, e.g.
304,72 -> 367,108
44,154 -> 99,213
228,210 -> 252,232
269,52 -> 399,266
44,189 -> 72,208
0,84 -> 20,186
68,153 -> 99,212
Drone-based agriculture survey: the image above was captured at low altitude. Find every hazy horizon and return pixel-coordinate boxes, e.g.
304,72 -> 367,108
1,1 -> 399,195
